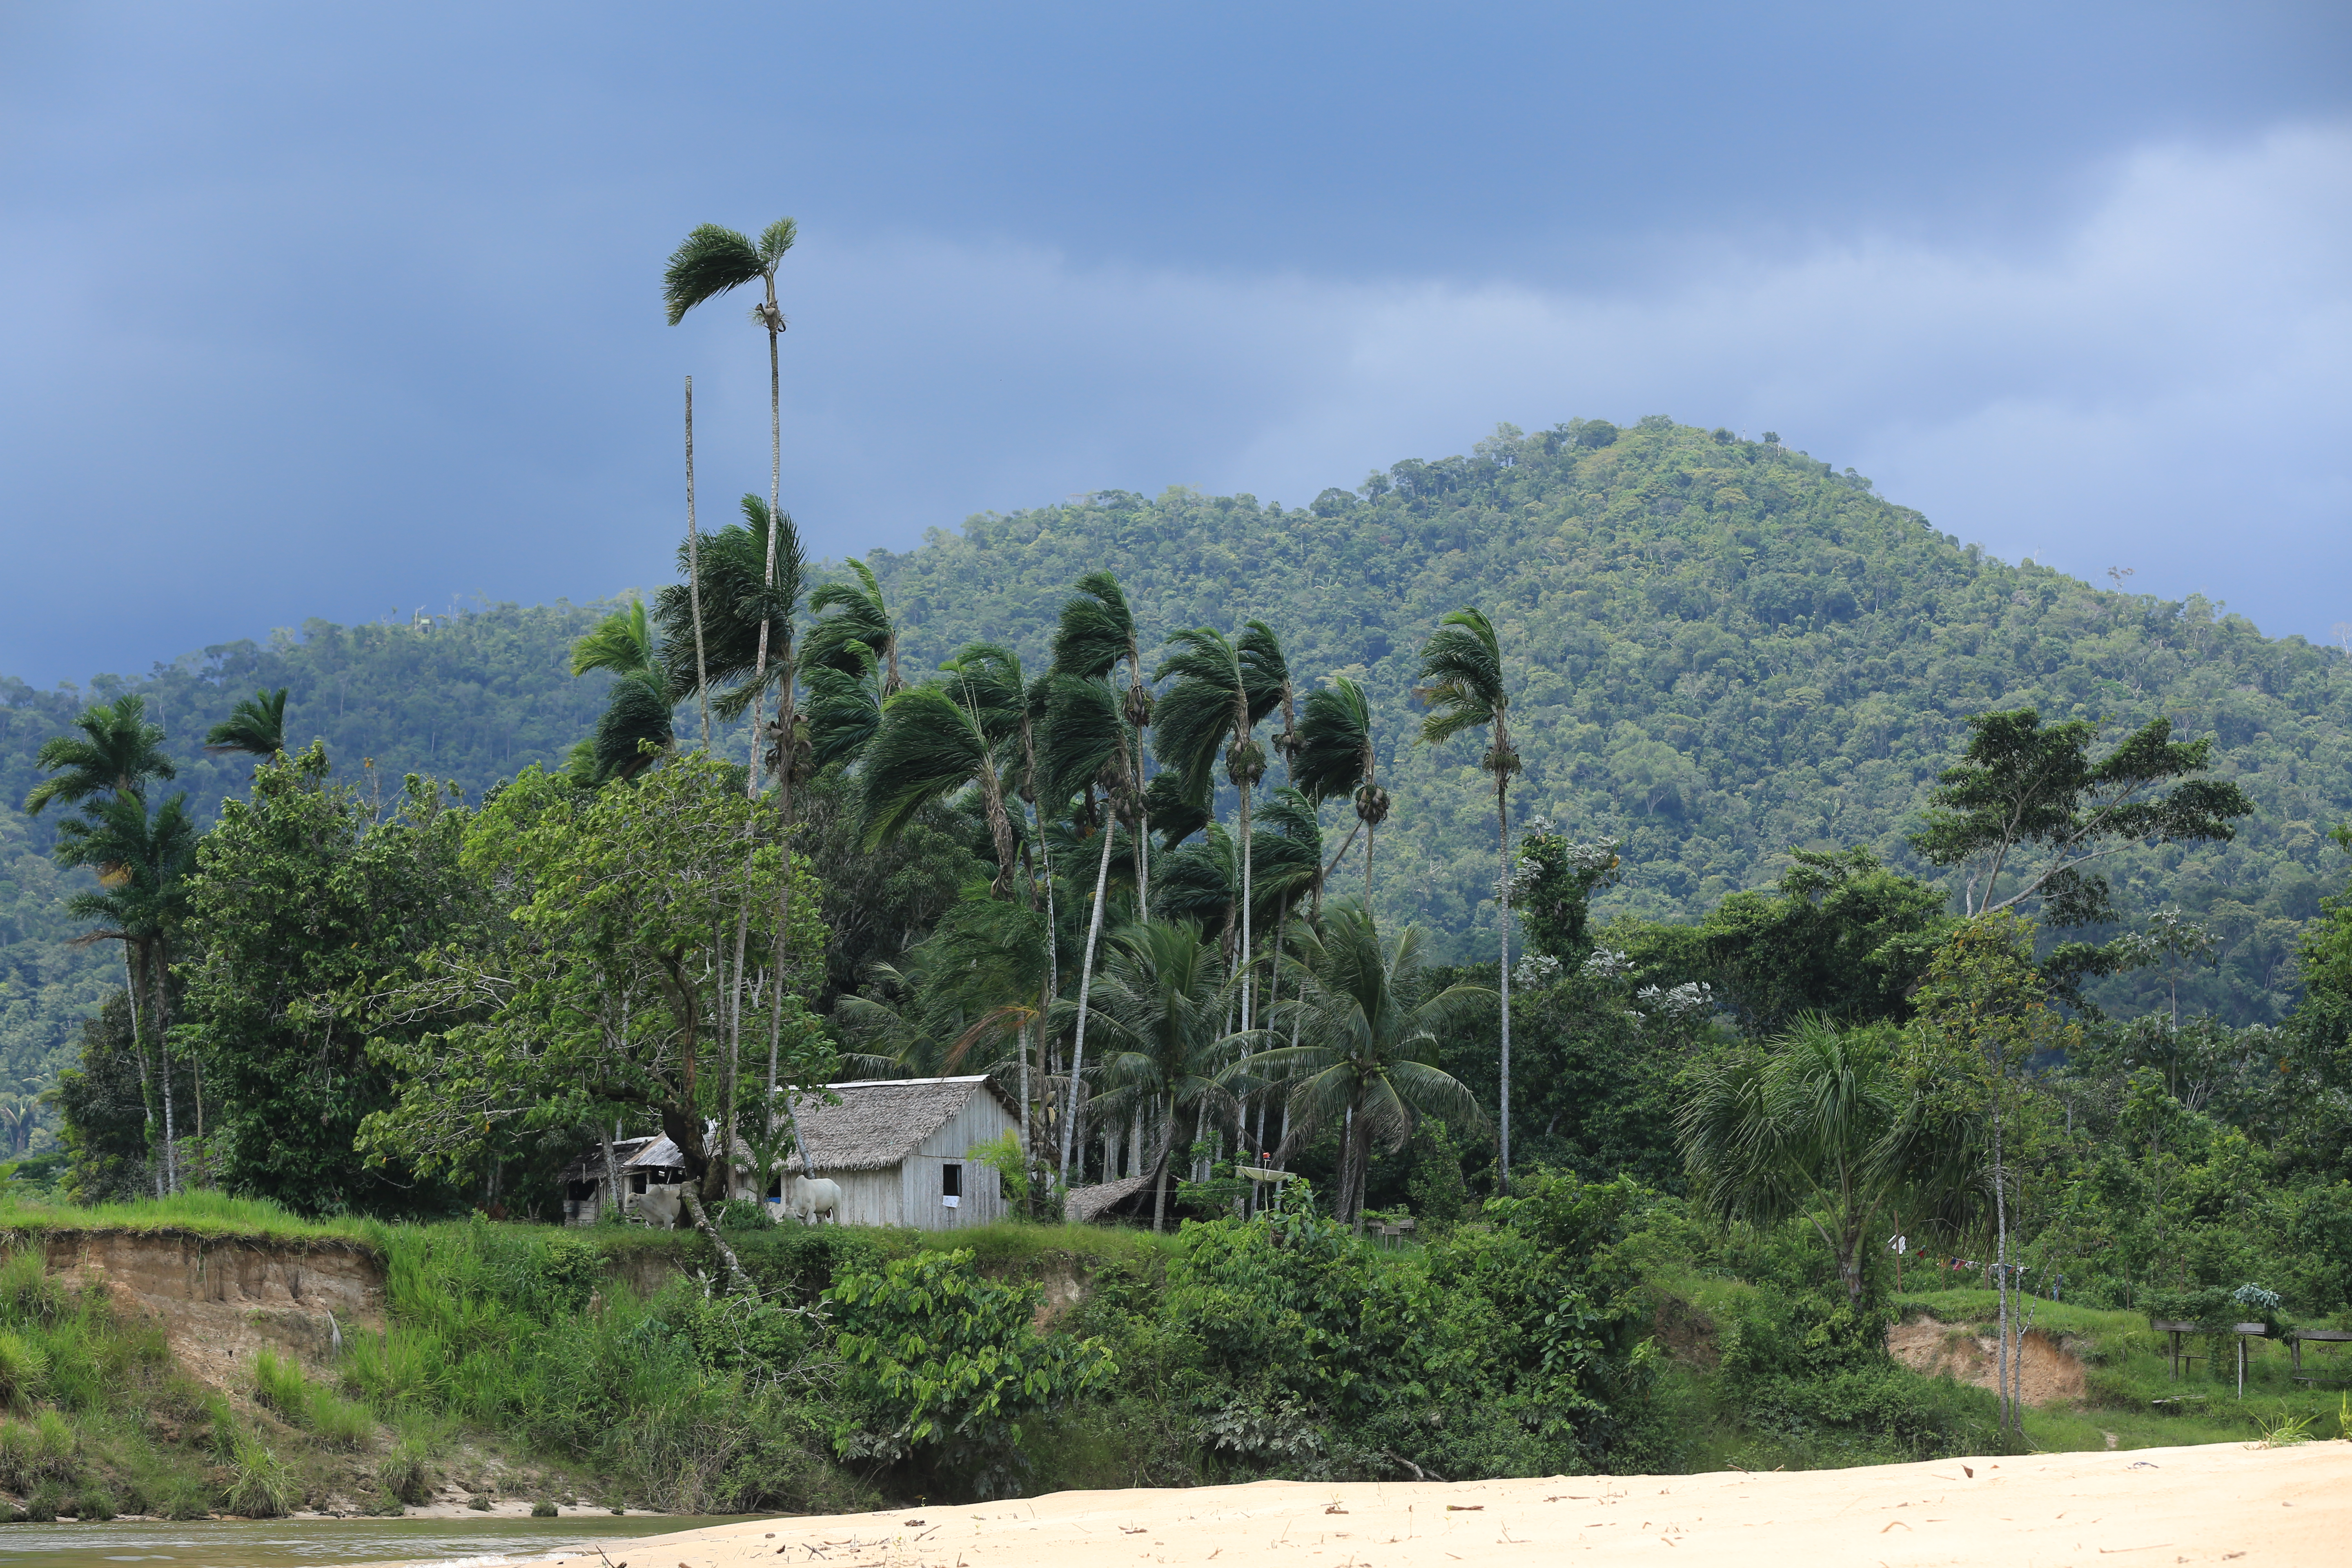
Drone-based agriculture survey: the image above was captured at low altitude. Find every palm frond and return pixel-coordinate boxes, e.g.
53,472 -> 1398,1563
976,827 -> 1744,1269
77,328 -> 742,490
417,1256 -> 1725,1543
662,224 -> 765,324
757,216 -> 799,265
24,694 -> 174,814
858,684 -> 985,850
1051,572 -> 1134,681
1294,678 -> 1372,803
1040,675 -> 1126,805
1414,606 -> 1506,746
203,687 -> 289,757
569,601 -> 656,678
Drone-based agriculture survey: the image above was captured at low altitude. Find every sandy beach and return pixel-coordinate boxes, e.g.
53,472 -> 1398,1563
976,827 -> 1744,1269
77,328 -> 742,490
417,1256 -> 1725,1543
501,1441 -> 2350,1568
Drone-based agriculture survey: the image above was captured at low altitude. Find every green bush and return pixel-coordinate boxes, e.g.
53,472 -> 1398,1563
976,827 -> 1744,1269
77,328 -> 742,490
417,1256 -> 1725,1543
224,1434 -> 291,1518
376,1439 -> 435,1504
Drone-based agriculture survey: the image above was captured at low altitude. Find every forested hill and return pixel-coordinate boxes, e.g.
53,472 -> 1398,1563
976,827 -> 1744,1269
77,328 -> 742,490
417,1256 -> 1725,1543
6,418 -> 2352,1132
866,416 -> 2352,1024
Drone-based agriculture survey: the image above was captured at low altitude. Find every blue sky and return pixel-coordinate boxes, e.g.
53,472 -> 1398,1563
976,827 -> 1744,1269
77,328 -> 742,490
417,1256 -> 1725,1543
3,2 -> 2348,684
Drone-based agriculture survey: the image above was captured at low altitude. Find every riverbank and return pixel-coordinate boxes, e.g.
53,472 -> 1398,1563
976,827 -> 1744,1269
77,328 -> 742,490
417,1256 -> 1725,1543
488,1441 -> 2352,1568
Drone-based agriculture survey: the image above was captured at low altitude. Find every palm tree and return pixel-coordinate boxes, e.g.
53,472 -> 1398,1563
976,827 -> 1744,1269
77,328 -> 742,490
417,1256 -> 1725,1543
1677,1016 -> 1972,1311
1051,572 -> 1153,906
568,602 -> 674,784
23,694 -> 174,816
203,688 -> 288,758
663,215 -> 798,593
1415,606 -> 1521,1185
1039,671 -> 1136,1185
860,654 -> 1023,892
1155,623 -> 1287,1035
805,559 -> 905,696
1064,919 -> 1250,1231
1241,902 -> 1490,1229
56,791 -> 198,1193
1293,676 -> 1390,914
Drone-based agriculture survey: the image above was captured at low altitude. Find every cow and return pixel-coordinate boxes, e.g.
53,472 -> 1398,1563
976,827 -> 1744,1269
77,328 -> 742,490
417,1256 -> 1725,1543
634,1184 -> 684,1228
784,1173 -> 842,1226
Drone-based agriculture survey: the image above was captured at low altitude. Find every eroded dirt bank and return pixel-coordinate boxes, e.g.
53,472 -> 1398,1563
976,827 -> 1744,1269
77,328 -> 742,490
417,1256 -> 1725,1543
1885,1314 -> 2087,1405
33,1228 -> 384,1394
492,1441 -> 2352,1568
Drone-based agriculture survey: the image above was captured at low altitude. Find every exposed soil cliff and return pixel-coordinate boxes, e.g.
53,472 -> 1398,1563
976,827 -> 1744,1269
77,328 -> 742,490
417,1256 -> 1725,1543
31,1228 -> 384,1391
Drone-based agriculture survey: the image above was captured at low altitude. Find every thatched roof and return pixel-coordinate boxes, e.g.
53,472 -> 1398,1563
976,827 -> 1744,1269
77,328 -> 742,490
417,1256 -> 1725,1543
783,1075 -> 1018,1173
1063,1155 -> 1167,1224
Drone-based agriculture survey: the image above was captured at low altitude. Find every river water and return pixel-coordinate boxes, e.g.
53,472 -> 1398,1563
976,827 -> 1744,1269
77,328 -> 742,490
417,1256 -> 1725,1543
0,1514 -> 734,1568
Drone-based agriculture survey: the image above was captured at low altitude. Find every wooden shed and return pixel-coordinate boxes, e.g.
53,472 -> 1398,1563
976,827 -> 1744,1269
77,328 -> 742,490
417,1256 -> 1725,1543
784,1075 -> 1019,1230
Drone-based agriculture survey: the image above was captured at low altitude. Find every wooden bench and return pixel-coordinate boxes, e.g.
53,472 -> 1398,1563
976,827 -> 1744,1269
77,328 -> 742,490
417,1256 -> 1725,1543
2286,1327 -> 2352,1386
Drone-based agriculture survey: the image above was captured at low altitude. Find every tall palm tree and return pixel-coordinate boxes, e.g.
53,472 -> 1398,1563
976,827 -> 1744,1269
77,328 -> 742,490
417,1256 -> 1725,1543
203,688 -> 288,758
1155,623 -> 1287,1034
1677,1017 -> 1973,1311
1051,572 -> 1153,906
1415,606 -> 1521,1185
860,653 -> 1024,893
23,694 -> 174,816
805,559 -> 905,696
57,791 -> 197,1193
1065,919 -> 1250,1231
1241,902 -> 1490,1229
1293,676 -> 1390,914
1040,672 -> 1138,1184
568,602 -> 674,784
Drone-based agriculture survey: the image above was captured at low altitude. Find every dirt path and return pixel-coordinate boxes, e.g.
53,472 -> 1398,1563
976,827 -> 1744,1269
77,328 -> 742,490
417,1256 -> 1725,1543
477,1441 -> 2349,1568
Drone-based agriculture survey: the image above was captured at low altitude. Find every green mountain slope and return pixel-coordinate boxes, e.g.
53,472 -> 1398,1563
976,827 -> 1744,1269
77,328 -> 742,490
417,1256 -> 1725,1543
865,416 -> 2349,1022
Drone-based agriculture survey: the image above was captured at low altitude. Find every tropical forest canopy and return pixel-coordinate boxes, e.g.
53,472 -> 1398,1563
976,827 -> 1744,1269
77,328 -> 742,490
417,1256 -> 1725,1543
5,417 -> 2351,1150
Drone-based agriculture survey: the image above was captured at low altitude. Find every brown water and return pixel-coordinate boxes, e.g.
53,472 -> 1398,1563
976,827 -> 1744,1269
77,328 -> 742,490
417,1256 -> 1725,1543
0,1514 -> 735,1568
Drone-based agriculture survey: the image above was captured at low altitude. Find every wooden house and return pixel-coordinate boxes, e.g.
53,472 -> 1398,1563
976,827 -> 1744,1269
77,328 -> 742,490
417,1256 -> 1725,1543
784,1075 -> 1019,1229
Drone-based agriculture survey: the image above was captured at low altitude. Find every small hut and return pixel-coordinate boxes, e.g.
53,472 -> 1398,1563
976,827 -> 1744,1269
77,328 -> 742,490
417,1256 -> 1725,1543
784,1075 -> 1019,1229
558,1135 -> 689,1226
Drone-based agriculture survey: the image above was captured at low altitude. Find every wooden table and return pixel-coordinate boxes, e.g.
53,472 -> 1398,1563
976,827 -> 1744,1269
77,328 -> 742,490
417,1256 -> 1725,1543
2286,1327 -> 2352,1385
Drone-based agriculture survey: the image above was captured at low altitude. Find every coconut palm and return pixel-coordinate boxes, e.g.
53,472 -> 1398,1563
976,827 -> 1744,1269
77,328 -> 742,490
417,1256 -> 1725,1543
1064,919 -> 1250,1231
860,653 -> 1023,895
56,790 -> 198,1193
805,559 -> 905,696
203,688 -> 288,759
1415,606 -> 1521,1185
568,601 -> 674,784
1294,676 -> 1390,914
1677,1016 -> 1974,1311
1155,623 -> 1287,1035
1240,902 -> 1490,1228
23,694 -> 174,816
663,215 -> 798,567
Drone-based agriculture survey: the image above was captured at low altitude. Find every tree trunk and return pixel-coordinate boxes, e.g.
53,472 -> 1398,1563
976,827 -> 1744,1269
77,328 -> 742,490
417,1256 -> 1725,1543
1238,775 -> 1254,1036
679,1183 -> 754,1295
601,1121 -> 622,1224
1496,769 -> 1513,1191
1060,820 -> 1117,1184
122,947 -> 158,1198
683,375 -> 712,752
1152,1094 -> 1173,1232
1992,1107 -> 2014,1434
151,936 -> 177,1194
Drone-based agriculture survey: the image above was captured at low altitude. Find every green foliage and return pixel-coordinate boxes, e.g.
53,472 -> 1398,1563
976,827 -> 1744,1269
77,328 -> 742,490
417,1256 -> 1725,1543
180,744 -> 488,1214
826,1248 -> 1114,1494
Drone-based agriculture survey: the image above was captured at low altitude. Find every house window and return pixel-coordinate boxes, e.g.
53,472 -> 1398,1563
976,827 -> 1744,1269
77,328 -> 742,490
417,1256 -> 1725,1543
942,1163 -> 962,1208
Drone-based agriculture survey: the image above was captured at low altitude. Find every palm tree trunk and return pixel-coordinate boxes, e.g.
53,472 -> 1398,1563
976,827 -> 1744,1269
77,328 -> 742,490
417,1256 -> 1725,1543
1496,768 -> 1512,1192
1238,776 -> 1254,1036
1152,1093 -> 1173,1232
1061,820 -> 1118,1184
683,376 -> 712,752
122,947 -> 159,1198
1993,1107 -> 2012,1433
151,936 -> 177,1194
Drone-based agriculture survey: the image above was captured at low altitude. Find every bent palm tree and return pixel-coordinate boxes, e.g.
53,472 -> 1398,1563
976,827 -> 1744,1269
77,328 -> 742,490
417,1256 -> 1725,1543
24,694 -> 174,816
806,559 -> 905,696
204,688 -> 288,758
1415,607 -> 1520,1184
1293,676 -> 1389,915
568,601 -> 674,784
1052,572 -> 1154,906
1241,902 -> 1490,1228
1040,671 -> 1139,1184
1063,919 -> 1249,1231
1156,624 -> 1286,1033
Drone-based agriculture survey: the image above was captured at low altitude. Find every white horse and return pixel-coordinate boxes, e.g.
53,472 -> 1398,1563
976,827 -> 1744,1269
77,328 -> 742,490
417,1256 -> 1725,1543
784,1174 -> 842,1225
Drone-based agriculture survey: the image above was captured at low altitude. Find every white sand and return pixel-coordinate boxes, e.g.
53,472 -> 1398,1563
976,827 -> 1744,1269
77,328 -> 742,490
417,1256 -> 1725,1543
499,1440 -> 2351,1568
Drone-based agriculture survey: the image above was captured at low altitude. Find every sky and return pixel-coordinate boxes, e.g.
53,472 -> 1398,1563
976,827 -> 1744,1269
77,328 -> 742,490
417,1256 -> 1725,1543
2,2 -> 2348,684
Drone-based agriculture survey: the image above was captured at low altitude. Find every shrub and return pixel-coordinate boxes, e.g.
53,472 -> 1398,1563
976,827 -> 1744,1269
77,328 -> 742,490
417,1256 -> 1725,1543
159,1477 -> 214,1521
73,1488 -> 116,1521
376,1440 -> 435,1505
0,1330 -> 48,1408
531,1498 -> 559,1517
23,1483 -> 59,1522
224,1435 -> 291,1519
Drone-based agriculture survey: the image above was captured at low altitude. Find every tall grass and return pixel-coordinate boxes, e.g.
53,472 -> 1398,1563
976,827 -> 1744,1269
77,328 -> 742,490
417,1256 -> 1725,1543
0,1190 -> 383,1248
